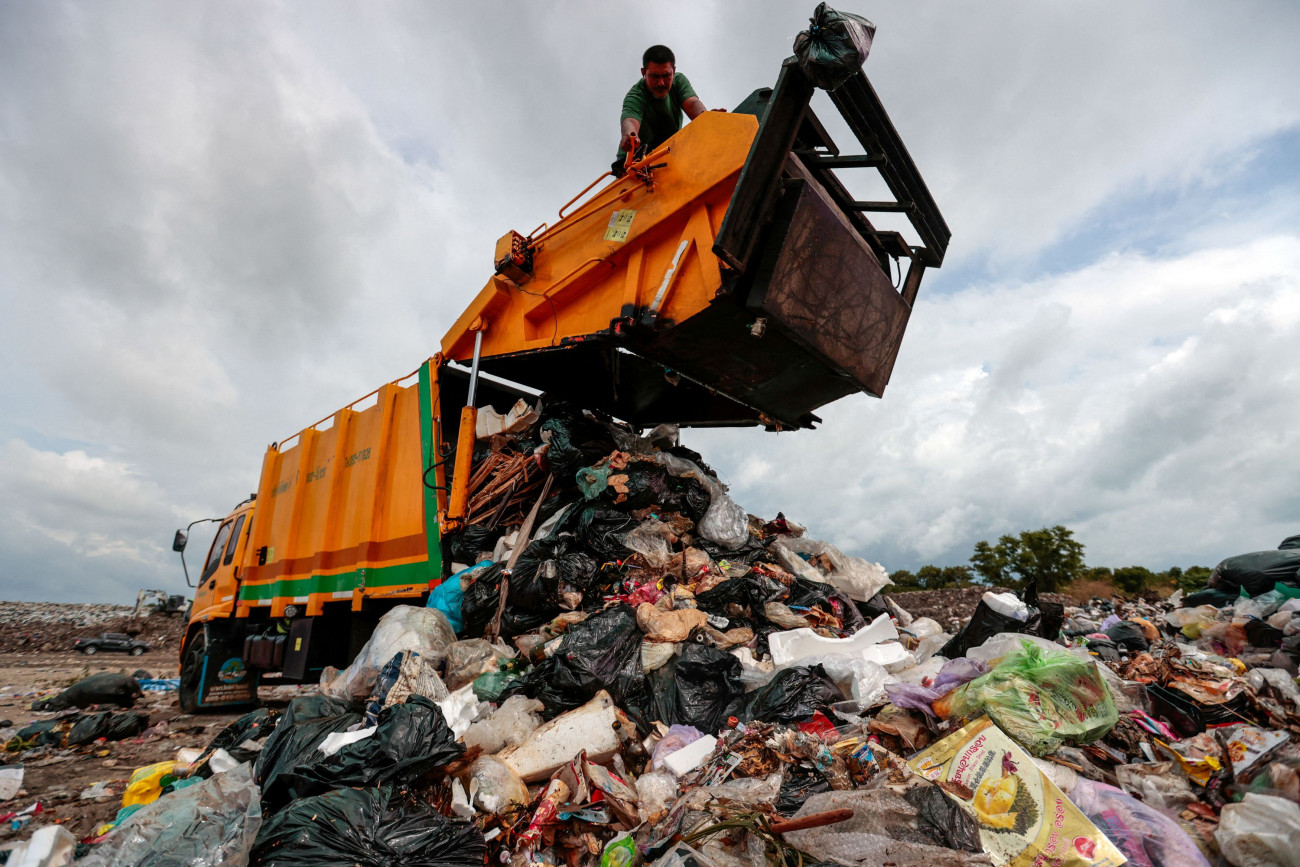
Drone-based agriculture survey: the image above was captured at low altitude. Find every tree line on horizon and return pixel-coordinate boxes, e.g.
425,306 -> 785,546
887,525 -> 1214,597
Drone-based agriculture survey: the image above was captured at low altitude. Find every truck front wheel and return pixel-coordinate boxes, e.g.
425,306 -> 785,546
178,627 -> 206,714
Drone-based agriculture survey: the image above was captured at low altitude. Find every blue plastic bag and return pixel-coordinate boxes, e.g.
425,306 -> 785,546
427,564 -> 486,635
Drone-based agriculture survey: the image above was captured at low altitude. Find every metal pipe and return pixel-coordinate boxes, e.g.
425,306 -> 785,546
466,329 -> 484,407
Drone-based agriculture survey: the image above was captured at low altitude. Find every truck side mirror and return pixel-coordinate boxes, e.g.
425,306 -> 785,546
172,530 -> 188,552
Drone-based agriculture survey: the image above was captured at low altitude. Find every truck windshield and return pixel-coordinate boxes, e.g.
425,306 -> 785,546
202,521 -> 233,582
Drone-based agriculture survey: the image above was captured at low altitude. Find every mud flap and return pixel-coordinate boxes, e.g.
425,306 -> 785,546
187,624 -> 261,710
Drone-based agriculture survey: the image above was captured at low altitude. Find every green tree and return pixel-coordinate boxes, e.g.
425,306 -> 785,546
1175,565 -> 1213,592
916,564 -> 974,589
1112,565 -> 1154,596
888,569 -> 920,591
970,525 -> 1086,592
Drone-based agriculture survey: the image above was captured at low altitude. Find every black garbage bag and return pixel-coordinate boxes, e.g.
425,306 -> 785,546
775,766 -> 832,816
696,572 -> 787,615
197,707 -> 280,769
66,710 -> 149,745
1084,637 -> 1120,663
538,402 -> 615,480
571,505 -> 638,561
904,785 -> 982,853
940,581 -> 1059,659
725,665 -> 842,725
793,2 -> 876,91
660,644 -> 744,734
856,592 -> 891,622
783,580 -> 866,633
1209,549 -> 1300,597
1244,618 -> 1284,649
509,535 -> 597,610
255,695 -> 361,811
31,672 -> 142,711
1181,587 -> 1240,608
1281,534 -> 1300,551
695,534 -> 771,566
446,524 -> 503,565
251,785 -> 486,867
14,719 -> 67,746
509,605 -> 646,719
659,474 -> 713,524
1105,620 -> 1149,653
294,696 -> 461,794
460,563 -> 505,638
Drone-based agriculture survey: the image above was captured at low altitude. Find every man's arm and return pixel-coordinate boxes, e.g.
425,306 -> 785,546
620,117 -> 641,154
682,96 -> 706,120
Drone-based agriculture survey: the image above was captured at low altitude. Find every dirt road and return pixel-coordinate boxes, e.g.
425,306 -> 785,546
0,650 -> 248,841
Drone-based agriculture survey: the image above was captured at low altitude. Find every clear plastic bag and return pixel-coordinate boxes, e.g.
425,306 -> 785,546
1215,793 -> 1300,867
464,755 -> 529,813
769,537 -> 891,602
623,518 -> 676,568
652,452 -> 749,550
1069,778 -> 1210,867
462,695 -> 544,756
444,638 -> 516,691
78,763 -> 261,867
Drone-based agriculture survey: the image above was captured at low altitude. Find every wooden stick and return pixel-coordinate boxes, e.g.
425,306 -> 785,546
485,474 -> 554,642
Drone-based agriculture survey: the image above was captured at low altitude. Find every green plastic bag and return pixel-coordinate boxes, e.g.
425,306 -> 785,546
948,641 -> 1117,756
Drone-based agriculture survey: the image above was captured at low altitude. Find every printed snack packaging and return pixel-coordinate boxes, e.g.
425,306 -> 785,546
909,716 -> 1127,867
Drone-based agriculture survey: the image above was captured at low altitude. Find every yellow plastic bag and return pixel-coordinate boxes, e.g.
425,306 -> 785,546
121,761 -> 185,808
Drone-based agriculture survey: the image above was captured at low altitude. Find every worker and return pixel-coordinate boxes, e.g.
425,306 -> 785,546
613,45 -> 722,175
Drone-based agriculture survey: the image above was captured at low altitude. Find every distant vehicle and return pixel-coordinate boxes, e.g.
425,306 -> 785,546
73,633 -> 150,656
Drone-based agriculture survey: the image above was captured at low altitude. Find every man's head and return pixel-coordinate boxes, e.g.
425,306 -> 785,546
641,45 -> 676,98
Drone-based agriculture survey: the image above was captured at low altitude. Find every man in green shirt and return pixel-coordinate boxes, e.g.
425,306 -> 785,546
614,45 -> 719,175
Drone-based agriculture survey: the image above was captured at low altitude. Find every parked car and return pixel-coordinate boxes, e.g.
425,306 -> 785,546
73,633 -> 150,656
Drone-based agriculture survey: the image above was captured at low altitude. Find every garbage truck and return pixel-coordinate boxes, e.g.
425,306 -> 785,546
173,48 -> 949,712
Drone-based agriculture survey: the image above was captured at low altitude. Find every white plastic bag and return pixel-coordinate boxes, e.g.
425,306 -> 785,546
320,606 -> 456,700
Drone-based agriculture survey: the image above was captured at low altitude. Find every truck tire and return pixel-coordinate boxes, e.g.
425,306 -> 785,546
131,646 -> 145,656
178,628 -> 205,714
82,645 -> 97,655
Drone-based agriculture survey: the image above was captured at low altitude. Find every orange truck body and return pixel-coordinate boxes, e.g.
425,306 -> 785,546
178,58 -> 947,711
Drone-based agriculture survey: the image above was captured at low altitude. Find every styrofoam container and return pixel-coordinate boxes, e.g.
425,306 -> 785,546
768,613 -> 899,667
499,691 -> 620,782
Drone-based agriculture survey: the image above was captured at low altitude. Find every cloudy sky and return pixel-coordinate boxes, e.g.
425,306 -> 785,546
2,1 -> 1298,603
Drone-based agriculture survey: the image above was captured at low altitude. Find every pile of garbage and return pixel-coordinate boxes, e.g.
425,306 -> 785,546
7,401 -> 1300,866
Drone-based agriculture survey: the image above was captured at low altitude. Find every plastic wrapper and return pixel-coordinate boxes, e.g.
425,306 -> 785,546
1214,793 -> 1300,867
30,672 -> 142,711
782,787 -> 990,866
251,784 -> 486,867
427,564 -> 487,635
461,695 -> 544,756
792,2 -> 876,91
947,641 -> 1117,756
78,763 -> 261,867
724,664 -> 842,725
1068,778 -> 1210,867
1164,604 -> 1219,638
909,716 -> 1126,867
320,606 -> 456,700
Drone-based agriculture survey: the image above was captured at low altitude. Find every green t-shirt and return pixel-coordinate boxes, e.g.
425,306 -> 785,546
617,72 -> 697,162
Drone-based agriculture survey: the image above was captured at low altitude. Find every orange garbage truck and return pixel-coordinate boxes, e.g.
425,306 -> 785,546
173,52 -> 949,712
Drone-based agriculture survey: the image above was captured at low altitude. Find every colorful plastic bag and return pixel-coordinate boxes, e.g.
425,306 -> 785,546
947,641 -> 1117,756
